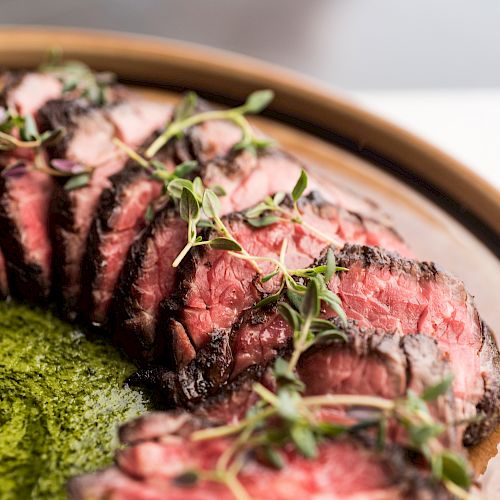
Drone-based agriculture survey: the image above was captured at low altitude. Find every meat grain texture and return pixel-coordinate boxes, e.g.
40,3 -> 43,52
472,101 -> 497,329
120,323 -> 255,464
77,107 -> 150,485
0,76 -> 498,498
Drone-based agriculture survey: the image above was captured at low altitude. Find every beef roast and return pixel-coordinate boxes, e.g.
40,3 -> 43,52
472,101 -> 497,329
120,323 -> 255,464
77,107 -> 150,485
112,205 -> 187,361
0,169 -> 54,302
68,412 -> 450,500
319,244 -> 500,446
0,71 -> 62,115
0,72 -> 67,302
169,193 -> 410,363
79,162 -> 165,326
40,96 -> 171,315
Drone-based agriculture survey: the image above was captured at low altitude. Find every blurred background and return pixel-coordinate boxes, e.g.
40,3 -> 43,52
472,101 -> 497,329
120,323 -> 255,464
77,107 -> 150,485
1,0 -> 498,186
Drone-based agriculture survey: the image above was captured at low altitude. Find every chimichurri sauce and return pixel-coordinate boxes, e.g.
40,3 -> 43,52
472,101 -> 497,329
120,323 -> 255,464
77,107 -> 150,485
0,302 -> 151,499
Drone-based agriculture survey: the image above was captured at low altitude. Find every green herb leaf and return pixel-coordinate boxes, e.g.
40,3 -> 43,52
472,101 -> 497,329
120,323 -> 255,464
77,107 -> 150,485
273,191 -> 286,206
440,451 -> 471,489
145,204 -> 155,222
245,203 -> 269,219
261,269 -> 280,283
63,173 -> 90,191
315,421 -> 347,438
174,92 -> 198,121
291,169 -> 308,202
211,184 -> 227,197
246,215 -> 281,228
262,446 -> 285,470
243,90 -> 274,114
314,329 -> 348,344
422,375 -> 453,401
300,278 -> 320,320
202,189 -> 221,219
167,178 -> 194,199
324,248 -> 336,283
276,389 -> 300,422
174,160 -> 198,178
278,303 -> 301,332
209,237 -> 242,251
290,423 -> 317,459
173,470 -> 199,487
255,292 -> 281,309
20,114 -> 39,141
179,187 -> 200,223
40,127 -> 65,146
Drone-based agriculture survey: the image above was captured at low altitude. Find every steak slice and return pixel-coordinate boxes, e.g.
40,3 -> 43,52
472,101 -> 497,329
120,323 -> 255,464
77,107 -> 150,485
68,412 -> 450,500
317,244 -> 500,446
0,71 -> 62,115
170,193 -> 410,362
0,169 -> 54,302
112,206 -> 187,362
79,161 -> 165,326
40,96 -> 171,315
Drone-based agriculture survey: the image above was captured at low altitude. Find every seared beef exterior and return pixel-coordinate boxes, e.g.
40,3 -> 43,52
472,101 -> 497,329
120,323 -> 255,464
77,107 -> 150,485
0,72 -> 65,303
79,162 -> 164,326
0,71 -> 62,115
166,193 -> 410,366
0,170 -> 54,302
321,244 -> 500,446
112,205 -> 187,362
40,96 -> 171,316
69,412 -> 450,500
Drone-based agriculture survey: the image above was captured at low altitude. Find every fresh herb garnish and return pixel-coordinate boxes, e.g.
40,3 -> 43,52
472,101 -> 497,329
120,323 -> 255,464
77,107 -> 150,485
145,90 -> 275,158
39,53 -> 115,105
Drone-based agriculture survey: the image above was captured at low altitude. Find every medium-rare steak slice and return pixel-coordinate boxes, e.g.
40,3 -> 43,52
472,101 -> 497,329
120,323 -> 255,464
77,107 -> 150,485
0,71 -> 62,115
0,169 -> 54,302
317,244 -> 500,446
68,412 -> 450,500
112,205 -> 187,362
80,161 -> 165,326
40,96 -> 171,315
169,193 -> 410,363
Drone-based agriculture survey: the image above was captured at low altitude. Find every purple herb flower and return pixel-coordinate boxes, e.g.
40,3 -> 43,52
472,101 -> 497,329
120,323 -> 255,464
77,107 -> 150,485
51,158 -> 86,174
2,161 -> 28,179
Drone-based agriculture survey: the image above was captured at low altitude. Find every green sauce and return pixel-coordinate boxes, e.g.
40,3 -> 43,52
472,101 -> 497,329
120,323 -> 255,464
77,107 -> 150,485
0,302 -> 151,499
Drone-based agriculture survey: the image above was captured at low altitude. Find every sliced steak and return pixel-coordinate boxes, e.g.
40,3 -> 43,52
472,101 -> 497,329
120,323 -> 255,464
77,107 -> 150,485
0,169 -> 54,302
0,73 -> 67,303
0,71 -> 62,115
317,244 -> 500,446
40,96 -> 171,315
80,161 -> 165,326
169,193 -> 410,362
68,412 -> 450,500
112,206 -> 187,362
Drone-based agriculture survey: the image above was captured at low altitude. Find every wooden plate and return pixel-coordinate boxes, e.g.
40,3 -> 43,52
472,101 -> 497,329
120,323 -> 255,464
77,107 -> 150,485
0,27 -> 498,476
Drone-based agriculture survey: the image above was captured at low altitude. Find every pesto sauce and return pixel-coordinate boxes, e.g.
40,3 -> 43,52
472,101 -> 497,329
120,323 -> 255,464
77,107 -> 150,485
0,302 -> 151,499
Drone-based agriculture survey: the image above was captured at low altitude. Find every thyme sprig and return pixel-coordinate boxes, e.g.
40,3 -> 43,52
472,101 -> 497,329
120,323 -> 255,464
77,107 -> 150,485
39,54 -> 115,105
180,278 -> 471,499
145,90 -> 275,159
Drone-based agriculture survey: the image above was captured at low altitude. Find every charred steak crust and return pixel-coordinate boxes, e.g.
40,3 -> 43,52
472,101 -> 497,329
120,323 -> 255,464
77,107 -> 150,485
37,98 -> 95,158
320,243 -> 500,446
0,70 -> 25,107
464,322 -> 500,445
163,192 -> 410,379
79,161 -> 156,325
111,204 -> 184,362
0,176 -> 50,302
